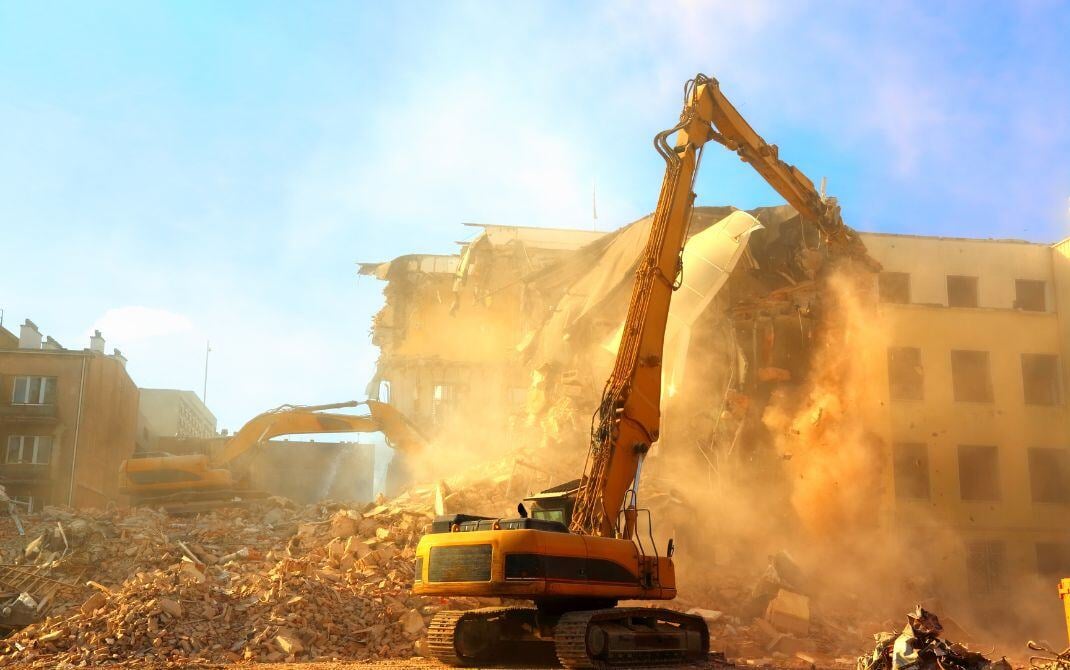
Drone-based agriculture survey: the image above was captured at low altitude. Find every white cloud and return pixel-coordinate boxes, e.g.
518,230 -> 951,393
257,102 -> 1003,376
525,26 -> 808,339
87,306 -> 193,344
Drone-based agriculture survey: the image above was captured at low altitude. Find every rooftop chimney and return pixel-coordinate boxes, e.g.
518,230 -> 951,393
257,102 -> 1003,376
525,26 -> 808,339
112,348 -> 127,368
89,330 -> 105,354
18,320 -> 41,350
43,336 -> 63,351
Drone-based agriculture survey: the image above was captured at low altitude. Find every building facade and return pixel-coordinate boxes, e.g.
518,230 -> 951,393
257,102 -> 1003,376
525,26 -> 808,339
137,388 -> 217,451
0,321 -> 138,510
360,213 -> 1070,605
861,233 -> 1070,599
359,223 -> 604,436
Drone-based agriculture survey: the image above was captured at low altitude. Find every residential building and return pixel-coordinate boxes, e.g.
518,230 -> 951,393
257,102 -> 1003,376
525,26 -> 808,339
862,232 -> 1070,599
0,320 -> 138,510
137,388 -> 217,451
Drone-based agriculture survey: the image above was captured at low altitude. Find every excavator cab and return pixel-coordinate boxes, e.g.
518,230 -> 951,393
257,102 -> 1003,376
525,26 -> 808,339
523,479 -> 580,527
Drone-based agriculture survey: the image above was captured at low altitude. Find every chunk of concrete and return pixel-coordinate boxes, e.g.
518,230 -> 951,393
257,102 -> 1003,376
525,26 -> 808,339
765,589 -> 810,636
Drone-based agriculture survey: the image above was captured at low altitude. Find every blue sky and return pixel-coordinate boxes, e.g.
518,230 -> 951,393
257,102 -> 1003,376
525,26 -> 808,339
1,1 -> 1068,432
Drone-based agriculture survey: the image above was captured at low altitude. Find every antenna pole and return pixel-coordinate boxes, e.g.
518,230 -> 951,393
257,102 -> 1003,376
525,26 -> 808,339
203,340 -> 211,403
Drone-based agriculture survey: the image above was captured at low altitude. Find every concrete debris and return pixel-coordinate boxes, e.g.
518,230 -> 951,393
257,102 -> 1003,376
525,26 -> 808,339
857,607 -> 1011,670
766,588 -> 811,636
0,490 -> 491,667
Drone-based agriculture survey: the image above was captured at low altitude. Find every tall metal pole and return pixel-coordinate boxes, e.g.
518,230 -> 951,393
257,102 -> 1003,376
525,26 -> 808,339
203,340 -> 211,403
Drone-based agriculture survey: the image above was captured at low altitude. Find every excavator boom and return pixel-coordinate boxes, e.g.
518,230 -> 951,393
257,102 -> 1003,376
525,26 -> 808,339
570,74 -> 870,538
413,74 -> 866,669
119,399 -> 427,509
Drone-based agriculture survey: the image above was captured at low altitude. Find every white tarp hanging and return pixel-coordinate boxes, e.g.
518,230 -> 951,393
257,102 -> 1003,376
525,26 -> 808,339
603,209 -> 764,395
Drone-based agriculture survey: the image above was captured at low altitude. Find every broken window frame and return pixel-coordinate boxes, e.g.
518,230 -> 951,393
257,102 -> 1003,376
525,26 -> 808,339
11,376 -> 56,405
957,444 -> 1001,502
431,383 -> 463,425
1021,353 -> 1061,406
946,275 -> 979,308
950,350 -> 994,403
887,346 -> 924,401
1027,447 -> 1070,504
892,442 -> 931,500
9,495 -> 34,514
878,272 -> 911,305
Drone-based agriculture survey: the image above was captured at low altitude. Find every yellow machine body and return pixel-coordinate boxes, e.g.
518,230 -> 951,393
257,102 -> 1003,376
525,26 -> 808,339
414,529 -> 675,601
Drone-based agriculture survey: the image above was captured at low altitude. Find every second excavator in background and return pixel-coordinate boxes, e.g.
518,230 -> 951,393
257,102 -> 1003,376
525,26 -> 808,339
119,400 -> 426,513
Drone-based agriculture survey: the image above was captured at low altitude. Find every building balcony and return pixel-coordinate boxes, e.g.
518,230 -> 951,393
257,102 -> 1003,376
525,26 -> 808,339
0,463 -> 52,484
0,404 -> 58,424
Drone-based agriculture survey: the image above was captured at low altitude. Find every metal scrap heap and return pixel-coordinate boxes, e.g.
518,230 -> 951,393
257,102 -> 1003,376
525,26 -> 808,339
858,608 -> 1011,670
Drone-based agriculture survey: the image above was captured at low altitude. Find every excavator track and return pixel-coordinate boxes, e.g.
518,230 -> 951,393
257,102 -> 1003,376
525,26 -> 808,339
427,610 -> 468,665
555,608 -> 710,669
427,607 -> 552,666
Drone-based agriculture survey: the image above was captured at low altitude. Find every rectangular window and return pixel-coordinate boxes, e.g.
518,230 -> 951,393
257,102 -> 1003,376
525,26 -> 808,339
893,443 -> 930,499
966,541 -> 1006,594
1036,543 -> 1070,578
1022,354 -> 1061,405
12,376 -> 56,405
431,384 -> 455,424
888,347 -> 924,400
1028,448 -> 1070,503
878,272 -> 911,304
946,276 -> 979,308
951,350 -> 993,402
4,436 -> 53,464
958,445 -> 1000,501
1015,279 -> 1046,311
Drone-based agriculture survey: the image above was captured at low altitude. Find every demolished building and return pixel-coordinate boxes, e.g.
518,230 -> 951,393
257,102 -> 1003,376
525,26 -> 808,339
360,207 -> 1070,622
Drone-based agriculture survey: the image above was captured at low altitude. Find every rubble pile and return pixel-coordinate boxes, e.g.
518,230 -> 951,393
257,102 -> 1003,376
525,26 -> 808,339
1,504 -> 433,666
676,552 -> 881,666
858,607 -> 1011,670
0,463 -> 544,667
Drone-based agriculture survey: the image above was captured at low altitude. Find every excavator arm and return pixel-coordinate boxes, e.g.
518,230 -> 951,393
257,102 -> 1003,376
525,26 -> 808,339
120,399 -> 427,507
570,74 -> 871,538
211,400 -> 427,468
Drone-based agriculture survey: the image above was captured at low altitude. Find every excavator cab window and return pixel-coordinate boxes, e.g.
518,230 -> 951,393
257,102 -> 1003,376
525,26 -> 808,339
528,496 -> 575,526
531,506 -> 567,525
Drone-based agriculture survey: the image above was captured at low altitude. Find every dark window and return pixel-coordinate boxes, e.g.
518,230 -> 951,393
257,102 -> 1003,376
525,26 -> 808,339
958,445 -> 1000,501
1022,354 -> 1061,405
1035,543 -> 1070,578
947,276 -> 979,308
966,541 -> 1006,594
1015,279 -> 1046,311
951,350 -> 993,402
878,272 -> 910,304
888,347 -> 924,400
1028,448 -> 1070,503
893,443 -> 930,499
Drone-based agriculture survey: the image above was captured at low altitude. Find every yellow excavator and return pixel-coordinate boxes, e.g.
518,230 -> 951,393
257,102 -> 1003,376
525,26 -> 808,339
119,400 -> 426,512
413,74 -> 869,667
